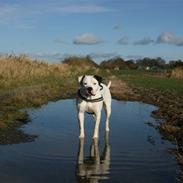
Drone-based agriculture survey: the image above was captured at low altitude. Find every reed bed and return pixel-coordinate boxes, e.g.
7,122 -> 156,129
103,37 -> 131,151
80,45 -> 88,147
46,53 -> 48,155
0,54 -> 72,90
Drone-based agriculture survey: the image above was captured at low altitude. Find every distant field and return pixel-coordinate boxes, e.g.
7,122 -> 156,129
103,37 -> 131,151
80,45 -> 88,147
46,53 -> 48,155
115,70 -> 183,96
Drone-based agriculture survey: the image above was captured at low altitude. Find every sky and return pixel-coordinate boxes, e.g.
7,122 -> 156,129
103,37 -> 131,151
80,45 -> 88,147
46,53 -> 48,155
0,0 -> 183,63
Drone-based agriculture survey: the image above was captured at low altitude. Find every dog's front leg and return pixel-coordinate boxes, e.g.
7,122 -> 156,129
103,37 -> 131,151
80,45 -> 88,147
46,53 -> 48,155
78,112 -> 85,138
93,112 -> 101,139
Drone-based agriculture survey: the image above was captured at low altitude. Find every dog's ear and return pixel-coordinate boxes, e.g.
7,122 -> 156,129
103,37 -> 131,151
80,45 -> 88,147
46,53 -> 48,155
78,75 -> 85,85
94,75 -> 103,83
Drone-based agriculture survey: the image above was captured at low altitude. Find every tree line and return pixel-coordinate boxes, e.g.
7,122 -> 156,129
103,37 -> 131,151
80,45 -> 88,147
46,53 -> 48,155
63,55 -> 183,70
100,56 -> 183,70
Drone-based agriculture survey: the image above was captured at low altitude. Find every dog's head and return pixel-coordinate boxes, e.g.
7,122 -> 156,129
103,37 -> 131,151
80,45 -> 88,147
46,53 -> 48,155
78,75 -> 103,96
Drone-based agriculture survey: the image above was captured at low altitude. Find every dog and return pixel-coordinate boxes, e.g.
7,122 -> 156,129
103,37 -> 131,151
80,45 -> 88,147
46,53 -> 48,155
76,75 -> 111,139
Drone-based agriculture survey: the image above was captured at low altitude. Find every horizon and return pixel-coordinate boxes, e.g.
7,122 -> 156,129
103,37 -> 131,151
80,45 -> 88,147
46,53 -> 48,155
1,53 -> 182,65
0,0 -> 183,63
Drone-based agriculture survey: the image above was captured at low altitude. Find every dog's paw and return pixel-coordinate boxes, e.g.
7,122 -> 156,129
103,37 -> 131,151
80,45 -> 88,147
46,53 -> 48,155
105,127 -> 110,132
92,135 -> 98,139
79,134 -> 85,139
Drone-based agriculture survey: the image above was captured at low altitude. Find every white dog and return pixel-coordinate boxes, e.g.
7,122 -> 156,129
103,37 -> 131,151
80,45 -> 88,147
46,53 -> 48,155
76,75 -> 111,139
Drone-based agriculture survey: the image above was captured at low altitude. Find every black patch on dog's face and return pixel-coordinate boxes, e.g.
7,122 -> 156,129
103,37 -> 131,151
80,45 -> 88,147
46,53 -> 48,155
94,75 -> 103,84
80,75 -> 86,85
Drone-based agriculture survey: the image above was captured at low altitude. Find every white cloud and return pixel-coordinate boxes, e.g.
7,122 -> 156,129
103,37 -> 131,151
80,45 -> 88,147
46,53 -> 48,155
0,3 -> 36,29
157,32 -> 183,46
126,55 -> 144,60
117,36 -> 129,45
89,51 -> 118,59
0,3 -> 112,27
28,52 -> 63,61
0,4 -> 18,24
28,51 -> 119,63
175,38 -> 183,46
53,4 -> 111,13
157,32 -> 175,44
113,24 -> 122,30
73,33 -> 103,45
15,23 -> 35,29
134,37 -> 154,45
54,38 -> 68,44
0,4 -> 17,18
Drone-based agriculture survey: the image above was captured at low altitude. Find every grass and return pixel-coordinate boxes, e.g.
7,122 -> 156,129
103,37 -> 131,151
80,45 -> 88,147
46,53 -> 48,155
0,54 -> 70,91
115,69 -> 183,96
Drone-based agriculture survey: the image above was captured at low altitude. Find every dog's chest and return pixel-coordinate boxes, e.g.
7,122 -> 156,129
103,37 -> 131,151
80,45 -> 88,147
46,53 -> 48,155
86,102 -> 95,112
79,100 -> 102,113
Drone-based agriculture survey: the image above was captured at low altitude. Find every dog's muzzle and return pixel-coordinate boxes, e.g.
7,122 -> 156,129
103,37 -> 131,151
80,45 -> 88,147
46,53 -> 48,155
87,87 -> 95,96
87,87 -> 93,92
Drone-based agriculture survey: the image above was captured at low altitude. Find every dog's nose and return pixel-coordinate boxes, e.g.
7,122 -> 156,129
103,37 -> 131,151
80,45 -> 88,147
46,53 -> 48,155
87,87 -> 93,91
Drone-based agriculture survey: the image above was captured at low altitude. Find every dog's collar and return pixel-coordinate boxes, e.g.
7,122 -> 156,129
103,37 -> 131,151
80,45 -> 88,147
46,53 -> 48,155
78,89 -> 103,103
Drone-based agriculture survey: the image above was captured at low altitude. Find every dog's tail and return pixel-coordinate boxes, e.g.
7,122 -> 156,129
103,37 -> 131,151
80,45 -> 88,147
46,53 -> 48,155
107,81 -> 111,88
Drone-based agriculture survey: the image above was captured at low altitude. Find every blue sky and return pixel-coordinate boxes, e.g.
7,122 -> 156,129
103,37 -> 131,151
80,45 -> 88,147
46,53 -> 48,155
0,0 -> 183,63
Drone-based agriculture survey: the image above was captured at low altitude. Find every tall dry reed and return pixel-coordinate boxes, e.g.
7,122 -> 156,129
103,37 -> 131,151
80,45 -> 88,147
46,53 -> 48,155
0,54 -> 71,89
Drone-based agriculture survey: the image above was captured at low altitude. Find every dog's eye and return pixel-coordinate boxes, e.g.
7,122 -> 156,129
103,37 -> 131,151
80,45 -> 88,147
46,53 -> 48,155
93,83 -> 97,85
83,83 -> 87,85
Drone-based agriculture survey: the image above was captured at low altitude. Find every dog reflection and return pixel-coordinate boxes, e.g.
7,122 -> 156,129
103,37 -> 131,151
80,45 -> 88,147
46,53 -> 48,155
76,132 -> 110,183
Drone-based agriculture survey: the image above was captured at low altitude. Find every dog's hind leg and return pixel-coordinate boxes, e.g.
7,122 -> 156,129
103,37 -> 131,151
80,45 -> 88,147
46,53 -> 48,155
104,103 -> 111,131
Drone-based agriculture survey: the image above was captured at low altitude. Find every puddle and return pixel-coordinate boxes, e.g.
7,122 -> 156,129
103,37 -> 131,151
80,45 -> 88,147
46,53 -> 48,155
0,99 -> 180,183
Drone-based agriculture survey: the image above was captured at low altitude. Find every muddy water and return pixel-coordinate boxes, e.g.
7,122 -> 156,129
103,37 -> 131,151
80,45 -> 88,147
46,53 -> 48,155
0,99 -> 180,183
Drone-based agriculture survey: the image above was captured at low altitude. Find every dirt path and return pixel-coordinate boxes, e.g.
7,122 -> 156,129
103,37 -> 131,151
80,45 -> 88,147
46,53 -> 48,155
108,76 -> 138,100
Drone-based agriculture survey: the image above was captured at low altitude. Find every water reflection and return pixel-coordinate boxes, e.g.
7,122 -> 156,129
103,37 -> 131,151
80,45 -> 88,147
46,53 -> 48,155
76,132 -> 110,183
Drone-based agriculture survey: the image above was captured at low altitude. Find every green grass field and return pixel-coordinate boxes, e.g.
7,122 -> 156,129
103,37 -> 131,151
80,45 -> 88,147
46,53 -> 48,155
115,69 -> 183,96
